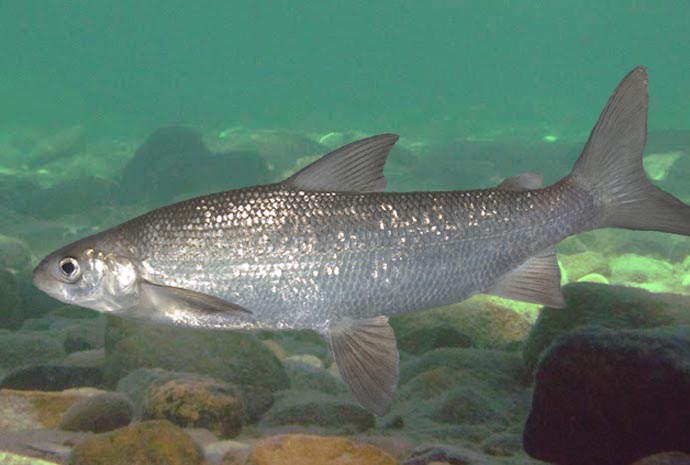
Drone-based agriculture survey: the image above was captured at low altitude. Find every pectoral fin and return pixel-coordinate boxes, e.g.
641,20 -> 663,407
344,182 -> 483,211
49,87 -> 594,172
323,316 -> 399,416
487,247 -> 565,307
141,281 -> 253,314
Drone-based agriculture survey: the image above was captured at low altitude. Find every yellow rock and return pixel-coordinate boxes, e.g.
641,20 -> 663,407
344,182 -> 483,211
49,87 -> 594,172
68,420 -> 203,465
0,388 -> 101,431
246,434 -> 399,465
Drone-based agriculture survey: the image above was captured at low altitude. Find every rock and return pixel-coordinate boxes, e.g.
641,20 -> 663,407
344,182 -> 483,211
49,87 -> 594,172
0,269 -> 22,329
64,348 -> 105,368
105,318 -> 286,423
576,272 -> 609,284
523,326 -> 690,465
391,295 -> 534,352
213,127 -> 326,176
0,234 -> 33,273
632,452 -> 690,465
0,365 -> 102,391
28,125 -> 86,168
120,126 -> 270,206
59,391 -> 133,433
0,388 -> 98,431
12,176 -> 118,220
104,316 -> 288,395
522,283 -> 690,376
261,339 -> 287,360
67,420 -> 204,465
480,432 -> 523,457
142,375 -> 243,438
609,253 -> 676,293
283,358 -> 341,394
20,306 -> 105,353
559,250 -> 610,282
261,391 -> 374,434
429,386 -> 510,429
403,443 -> 499,465
242,434 -> 398,465
0,331 -> 65,371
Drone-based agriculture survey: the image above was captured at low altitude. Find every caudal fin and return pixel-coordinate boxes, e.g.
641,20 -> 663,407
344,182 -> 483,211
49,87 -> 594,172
568,66 -> 690,236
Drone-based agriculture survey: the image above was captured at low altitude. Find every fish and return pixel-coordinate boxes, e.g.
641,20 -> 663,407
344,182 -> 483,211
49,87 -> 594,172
33,67 -> 690,416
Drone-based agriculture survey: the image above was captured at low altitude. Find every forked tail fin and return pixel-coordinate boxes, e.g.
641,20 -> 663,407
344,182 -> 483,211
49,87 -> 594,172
568,66 -> 690,236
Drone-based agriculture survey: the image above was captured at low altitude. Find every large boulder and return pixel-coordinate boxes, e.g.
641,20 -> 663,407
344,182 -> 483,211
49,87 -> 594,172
523,283 -> 690,376
524,326 -> 690,465
119,126 -> 270,206
103,316 -> 289,395
391,295 -> 534,353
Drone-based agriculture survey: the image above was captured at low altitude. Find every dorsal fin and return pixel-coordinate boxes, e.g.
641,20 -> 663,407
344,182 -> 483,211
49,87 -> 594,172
282,134 -> 399,193
498,172 -> 543,192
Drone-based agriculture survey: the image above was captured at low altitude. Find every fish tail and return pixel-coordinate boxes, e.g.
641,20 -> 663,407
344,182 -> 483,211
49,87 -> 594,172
568,66 -> 690,236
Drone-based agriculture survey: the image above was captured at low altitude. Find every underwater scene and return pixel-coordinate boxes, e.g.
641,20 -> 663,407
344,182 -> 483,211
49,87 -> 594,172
1,2 -> 690,464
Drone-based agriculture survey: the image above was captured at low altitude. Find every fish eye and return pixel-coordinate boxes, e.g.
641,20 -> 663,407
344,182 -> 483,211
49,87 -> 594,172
58,257 -> 80,280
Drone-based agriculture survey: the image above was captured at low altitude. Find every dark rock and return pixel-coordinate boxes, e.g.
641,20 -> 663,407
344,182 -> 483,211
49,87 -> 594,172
142,375 -> 243,438
59,391 -> 133,433
523,326 -> 690,465
120,126 -> 270,206
261,390 -> 374,434
523,283 -> 690,376
0,365 -> 102,391
67,420 -> 204,465
104,315 -> 288,403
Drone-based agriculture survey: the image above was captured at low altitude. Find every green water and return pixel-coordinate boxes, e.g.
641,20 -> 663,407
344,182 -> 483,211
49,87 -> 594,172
1,1 -> 688,138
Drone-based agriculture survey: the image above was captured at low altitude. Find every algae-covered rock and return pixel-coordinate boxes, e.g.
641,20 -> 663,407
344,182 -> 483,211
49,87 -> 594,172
0,331 -> 65,371
282,358 -> 341,394
522,283 -> 690,376
103,315 -> 289,394
524,326 -> 690,465
244,434 -> 398,465
142,375 -> 243,438
260,391 -> 374,434
67,420 -> 204,465
59,391 -> 133,433
0,388 -> 98,431
559,250 -> 610,282
391,295 -> 534,352
609,253 -> 676,292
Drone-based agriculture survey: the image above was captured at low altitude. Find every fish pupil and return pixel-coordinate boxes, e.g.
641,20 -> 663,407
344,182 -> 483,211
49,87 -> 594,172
60,259 -> 76,275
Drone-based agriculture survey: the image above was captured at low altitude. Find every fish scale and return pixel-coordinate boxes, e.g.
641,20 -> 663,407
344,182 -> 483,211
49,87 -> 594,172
112,179 -> 595,331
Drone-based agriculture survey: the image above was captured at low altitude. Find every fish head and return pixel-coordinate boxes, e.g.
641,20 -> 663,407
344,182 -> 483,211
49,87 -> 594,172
32,233 -> 140,313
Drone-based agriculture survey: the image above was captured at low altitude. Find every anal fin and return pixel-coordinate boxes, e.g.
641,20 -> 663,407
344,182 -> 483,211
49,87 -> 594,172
487,247 -> 565,308
323,316 -> 399,416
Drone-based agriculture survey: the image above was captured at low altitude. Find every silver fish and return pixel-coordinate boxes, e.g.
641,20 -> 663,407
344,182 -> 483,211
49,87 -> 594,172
33,67 -> 690,415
